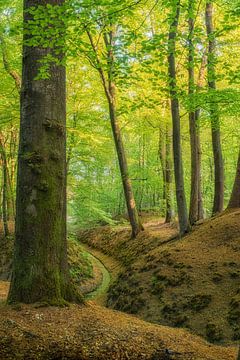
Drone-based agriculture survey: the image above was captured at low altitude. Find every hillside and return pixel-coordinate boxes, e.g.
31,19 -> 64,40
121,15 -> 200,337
0,296 -> 238,359
78,210 -> 240,344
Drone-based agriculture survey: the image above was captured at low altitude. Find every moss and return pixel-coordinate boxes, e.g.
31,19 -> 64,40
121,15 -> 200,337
151,276 -> 165,298
43,119 -> 64,136
206,323 -> 223,343
228,295 -> 240,332
229,271 -> 240,279
212,272 -> 223,283
185,294 -> 212,311
161,302 -> 188,327
153,270 -> 189,288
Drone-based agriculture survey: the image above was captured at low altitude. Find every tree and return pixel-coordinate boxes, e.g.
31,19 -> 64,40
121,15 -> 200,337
8,0 -> 80,304
188,0 -> 203,225
86,22 -> 143,238
205,1 -> 224,215
168,0 -> 189,235
228,149 -> 240,208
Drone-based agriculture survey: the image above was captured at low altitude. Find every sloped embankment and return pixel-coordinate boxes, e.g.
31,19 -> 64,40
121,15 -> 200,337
78,210 -> 240,344
0,301 -> 238,360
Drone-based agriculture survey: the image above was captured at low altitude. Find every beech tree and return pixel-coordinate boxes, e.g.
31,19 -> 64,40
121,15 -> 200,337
168,0 -> 189,235
8,0 -> 80,304
205,1 -> 224,215
85,18 -> 143,238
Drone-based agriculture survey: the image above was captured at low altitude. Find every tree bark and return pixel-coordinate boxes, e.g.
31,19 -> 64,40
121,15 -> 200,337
168,1 -> 190,235
188,0 -> 200,225
108,86 -> 143,238
86,28 -> 143,238
205,2 -> 224,215
0,143 -> 9,237
165,123 -> 173,223
8,0 -> 80,305
228,149 -> 240,208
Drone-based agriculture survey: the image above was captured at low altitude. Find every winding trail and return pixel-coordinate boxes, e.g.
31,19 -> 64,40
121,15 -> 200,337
79,242 -> 123,306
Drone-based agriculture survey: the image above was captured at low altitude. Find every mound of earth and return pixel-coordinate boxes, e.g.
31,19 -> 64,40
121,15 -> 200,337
0,230 -> 101,297
78,210 -> 240,343
0,301 -> 237,360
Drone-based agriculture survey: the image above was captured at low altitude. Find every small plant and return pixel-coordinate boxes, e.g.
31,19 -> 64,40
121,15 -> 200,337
206,323 -> 223,342
185,294 -> 212,311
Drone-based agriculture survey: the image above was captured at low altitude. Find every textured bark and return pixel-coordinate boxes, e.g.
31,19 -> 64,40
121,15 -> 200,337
228,150 -> 240,208
205,2 -> 224,215
8,0 -> 80,305
168,1 -> 190,235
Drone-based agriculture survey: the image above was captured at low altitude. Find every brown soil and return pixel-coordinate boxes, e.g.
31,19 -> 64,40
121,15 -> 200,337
0,298 -> 238,360
78,209 -> 240,344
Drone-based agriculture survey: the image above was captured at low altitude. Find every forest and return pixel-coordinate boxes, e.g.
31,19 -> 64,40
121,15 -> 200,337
0,0 -> 240,359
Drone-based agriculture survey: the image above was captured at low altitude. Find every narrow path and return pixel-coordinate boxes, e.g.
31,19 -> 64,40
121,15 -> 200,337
79,242 -> 124,306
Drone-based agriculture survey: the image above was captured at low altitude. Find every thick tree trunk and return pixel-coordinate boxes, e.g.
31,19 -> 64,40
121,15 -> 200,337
168,1 -> 189,235
205,2 -> 224,215
228,149 -> 240,208
8,0 -> 80,305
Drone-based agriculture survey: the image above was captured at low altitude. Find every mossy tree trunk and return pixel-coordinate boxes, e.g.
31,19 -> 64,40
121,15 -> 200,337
8,0 -> 80,305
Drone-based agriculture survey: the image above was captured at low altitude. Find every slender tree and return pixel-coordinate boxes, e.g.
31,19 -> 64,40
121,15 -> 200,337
86,26 -> 143,238
168,0 -> 190,235
165,123 -> 173,223
228,149 -> 240,208
8,0 -> 80,304
188,0 -> 202,225
205,1 -> 224,214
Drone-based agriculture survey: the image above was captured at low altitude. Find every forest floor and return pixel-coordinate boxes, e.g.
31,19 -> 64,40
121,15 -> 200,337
0,212 -> 240,359
0,296 -> 238,359
78,209 -> 240,345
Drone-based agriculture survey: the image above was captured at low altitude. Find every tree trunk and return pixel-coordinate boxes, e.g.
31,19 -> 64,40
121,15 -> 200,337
1,149 -> 9,237
168,1 -> 189,235
158,127 -> 166,201
8,0 -> 80,305
108,91 -> 143,238
228,149 -> 240,208
165,123 -> 173,223
194,53 -> 207,220
205,2 -> 224,215
188,0 -> 200,225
